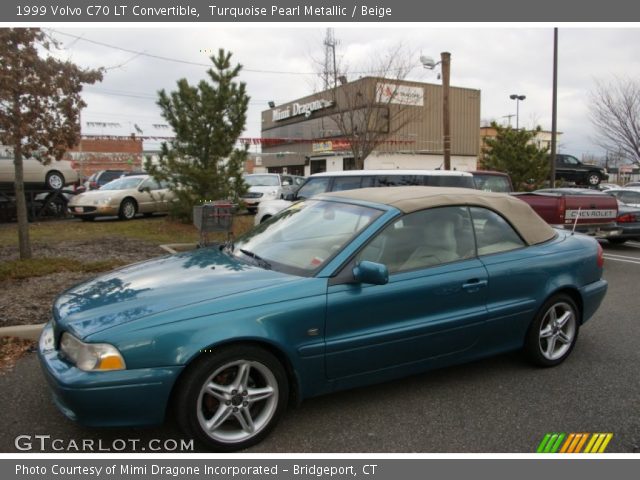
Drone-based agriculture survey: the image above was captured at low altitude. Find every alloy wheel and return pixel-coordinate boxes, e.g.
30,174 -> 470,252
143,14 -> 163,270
538,301 -> 577,361
196,359 -> 279,444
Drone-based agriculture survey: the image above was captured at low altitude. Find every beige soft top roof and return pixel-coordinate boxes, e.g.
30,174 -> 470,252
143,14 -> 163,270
321,186 -> 556,246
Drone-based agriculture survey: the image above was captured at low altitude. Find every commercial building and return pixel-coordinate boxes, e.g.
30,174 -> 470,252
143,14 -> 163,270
260,77 -> 481,175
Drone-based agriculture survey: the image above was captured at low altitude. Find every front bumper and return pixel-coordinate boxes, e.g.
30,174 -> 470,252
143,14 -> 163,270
579,279 -> 608,325
38,331 -> 182,427
68,205 -> 118,217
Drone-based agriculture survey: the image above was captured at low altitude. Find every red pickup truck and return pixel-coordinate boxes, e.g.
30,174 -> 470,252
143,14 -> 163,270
470,172 -> 620,238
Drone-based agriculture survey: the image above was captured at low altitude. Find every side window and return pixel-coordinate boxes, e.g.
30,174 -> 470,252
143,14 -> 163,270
281,175 -> 292,186
296,177 -> 331,200
357,206 -> 475,274
375,175 -> 421,187
139,179 -> 160,190
470,207 -> 525,255
331,176 -> 362,192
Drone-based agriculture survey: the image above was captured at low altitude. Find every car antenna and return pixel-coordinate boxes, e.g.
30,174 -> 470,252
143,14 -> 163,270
571,207 -> 581,235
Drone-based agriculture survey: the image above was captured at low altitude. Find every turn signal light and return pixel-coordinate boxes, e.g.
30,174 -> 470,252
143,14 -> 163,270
597,243 -> 604,268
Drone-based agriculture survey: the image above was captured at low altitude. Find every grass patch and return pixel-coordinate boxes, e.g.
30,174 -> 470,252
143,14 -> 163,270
0,257 -> 125,281
0,214 -> 255,247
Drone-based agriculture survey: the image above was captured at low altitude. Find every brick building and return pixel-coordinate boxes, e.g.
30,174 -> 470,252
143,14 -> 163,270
64,135 -> 144,179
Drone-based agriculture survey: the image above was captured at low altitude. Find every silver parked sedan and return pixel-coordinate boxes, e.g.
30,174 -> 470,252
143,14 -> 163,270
67,175 -> 174,221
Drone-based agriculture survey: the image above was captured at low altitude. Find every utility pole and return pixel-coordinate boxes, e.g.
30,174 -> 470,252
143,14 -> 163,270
441,52 -> 451,170
502,114 -> 516,127
550,28 -> 558,187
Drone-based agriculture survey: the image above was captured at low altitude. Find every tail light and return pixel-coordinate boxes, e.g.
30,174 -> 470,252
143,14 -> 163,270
558,195 -> 567,223
70,161 -> 77,169
597,243 -> 604,268
617,213 -> 637,223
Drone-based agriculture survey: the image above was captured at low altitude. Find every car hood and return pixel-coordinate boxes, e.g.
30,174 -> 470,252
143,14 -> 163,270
68,189 -> 128,204
53,247 -> 299,339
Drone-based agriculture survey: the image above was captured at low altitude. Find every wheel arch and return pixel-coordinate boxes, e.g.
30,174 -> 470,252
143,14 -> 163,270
121,196 -> 138,209
166,339 -> 301,421
541,286 -> 584,324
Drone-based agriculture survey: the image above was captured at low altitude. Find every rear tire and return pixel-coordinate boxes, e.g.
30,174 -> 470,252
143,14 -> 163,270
587,172 -> 602,186
45,171 -> 65,191
524,294 -> 580,367
175,345 -> 288,452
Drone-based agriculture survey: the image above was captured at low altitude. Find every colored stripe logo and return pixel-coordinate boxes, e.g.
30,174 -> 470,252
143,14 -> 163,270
537,433 -> 613,453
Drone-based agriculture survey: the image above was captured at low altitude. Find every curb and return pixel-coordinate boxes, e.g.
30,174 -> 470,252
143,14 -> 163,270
159,243 -> 198,254
0,323 -> 45,341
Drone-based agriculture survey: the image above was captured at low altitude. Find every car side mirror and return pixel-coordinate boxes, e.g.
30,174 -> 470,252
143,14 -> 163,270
353,261 -> 389,285
283,193 -> 296,201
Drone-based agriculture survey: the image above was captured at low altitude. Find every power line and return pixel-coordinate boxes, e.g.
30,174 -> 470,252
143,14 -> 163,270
48,29 -> 420,77
49,29 -> 319,75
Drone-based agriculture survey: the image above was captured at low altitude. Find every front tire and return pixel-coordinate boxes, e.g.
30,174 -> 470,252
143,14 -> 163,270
524,294 -> 579,367
118,198 -> 137,220
175,345 -> 288,452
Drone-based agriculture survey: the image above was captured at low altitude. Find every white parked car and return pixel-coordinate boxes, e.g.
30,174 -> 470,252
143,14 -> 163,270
254,169 -> 475,225
0,153 -> 79,191
241,173 -> 304,213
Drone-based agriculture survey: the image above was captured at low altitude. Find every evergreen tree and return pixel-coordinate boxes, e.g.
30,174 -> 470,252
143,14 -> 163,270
146,49 -> 248,220
482,122 -> 550,191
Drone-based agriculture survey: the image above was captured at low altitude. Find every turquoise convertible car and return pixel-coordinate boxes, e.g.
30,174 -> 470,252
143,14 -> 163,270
38,187 -> 608,451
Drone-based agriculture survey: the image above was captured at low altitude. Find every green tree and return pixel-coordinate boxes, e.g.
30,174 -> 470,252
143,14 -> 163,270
0,28 -> 103,259
482,122 -> 550,191
145,49 -> 248,221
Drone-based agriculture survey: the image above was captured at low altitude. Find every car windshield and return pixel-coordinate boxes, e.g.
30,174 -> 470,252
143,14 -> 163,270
230,199 -> 383,276
244,175 -> 280,187
100,177 -> 144,190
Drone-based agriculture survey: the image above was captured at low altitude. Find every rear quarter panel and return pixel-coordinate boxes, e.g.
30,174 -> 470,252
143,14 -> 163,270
478,230 -> 603,354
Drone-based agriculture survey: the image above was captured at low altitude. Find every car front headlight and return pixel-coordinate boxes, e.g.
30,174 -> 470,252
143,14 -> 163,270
93,197 -> 112,205
60,332 -> 126,371
39,322 -> 55,353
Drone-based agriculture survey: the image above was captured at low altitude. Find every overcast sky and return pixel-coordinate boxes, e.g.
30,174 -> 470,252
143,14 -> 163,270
46,26 -> 640,159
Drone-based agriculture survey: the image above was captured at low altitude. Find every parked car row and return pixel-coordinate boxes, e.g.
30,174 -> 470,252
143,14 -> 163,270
255,170 -> 476,224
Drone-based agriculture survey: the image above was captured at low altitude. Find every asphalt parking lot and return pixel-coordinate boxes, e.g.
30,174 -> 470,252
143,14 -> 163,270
1,240 -> 639,453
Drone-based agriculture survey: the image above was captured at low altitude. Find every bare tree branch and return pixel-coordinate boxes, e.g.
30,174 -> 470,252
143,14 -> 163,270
589,77 -> 640,166
328,43 -> 419,169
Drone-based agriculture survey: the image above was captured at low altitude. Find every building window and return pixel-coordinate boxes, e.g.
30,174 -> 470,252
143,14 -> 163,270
310,159 -> 326,174
343,157 -> 356,170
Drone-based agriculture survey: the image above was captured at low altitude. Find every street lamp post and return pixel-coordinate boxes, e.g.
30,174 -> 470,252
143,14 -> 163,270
509,94 -> 526,129
420,52 -> 451,170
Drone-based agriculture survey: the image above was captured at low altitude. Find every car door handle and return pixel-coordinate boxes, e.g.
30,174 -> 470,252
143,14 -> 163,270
462,279 -> 488,291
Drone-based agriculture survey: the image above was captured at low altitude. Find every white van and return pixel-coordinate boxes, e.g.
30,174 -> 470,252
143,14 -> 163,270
254,169 -> 474,224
